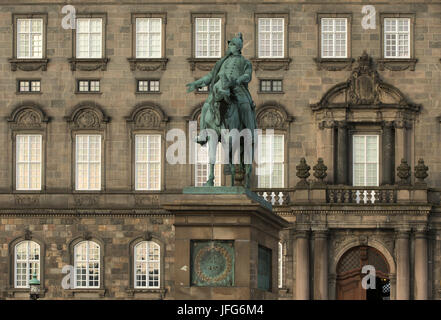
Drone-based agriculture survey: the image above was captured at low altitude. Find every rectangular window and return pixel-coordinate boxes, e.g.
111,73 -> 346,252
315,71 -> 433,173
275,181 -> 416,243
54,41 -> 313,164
76,135 -> 101,190
77,80 -> 100,92
137,80 -> 160,93
136,18 -> 162,58
384,18 -> 410,58
260,80 -> 282,93
135,135 -> 161,190
321,18 -> 347,58
17,19 -> 43,59
76,18 -> 102,58
257,134 -> 284,188
18,80 -> 41,93
16,135 -> 42,190
353,135 -> 379,187
195,143 -> 222,187
258,18 -> 284,58
195,18 -> 221,58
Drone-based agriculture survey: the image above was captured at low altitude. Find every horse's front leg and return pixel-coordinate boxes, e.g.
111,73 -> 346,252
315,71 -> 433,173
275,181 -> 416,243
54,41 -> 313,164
230,163 -> 235,186
204,163 -> 215,187
244,164 -> 252,189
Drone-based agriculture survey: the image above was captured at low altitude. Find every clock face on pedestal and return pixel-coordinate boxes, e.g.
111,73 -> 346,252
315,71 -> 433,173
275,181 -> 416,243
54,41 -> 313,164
191,240 -> 234,287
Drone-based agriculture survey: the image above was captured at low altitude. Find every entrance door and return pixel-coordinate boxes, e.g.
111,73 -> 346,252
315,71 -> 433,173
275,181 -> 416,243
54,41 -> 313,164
336,246 -> 390,300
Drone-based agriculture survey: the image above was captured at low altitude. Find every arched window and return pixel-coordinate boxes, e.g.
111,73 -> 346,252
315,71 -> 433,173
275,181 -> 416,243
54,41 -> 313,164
15,241 -> 40,288
74,241 -> 100,288
134,241 -> 160,288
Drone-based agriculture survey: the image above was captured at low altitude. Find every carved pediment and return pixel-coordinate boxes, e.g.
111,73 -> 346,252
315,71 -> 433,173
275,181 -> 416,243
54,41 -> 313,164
310,52 -> 421,113
65,102 -> 110,129
8,103 -> 50,129
256,102 -> 294,130
126,102 -> 168,129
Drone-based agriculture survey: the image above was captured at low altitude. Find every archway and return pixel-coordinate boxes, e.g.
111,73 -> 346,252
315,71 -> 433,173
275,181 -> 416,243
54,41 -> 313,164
336,246 -> 390,300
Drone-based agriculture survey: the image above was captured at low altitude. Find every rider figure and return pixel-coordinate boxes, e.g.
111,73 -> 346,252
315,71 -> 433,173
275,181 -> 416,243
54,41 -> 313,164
186,33 -> 256,145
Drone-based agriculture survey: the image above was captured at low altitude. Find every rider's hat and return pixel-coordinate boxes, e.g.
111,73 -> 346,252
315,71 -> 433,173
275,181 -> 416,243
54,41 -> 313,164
227,32 -> 243,51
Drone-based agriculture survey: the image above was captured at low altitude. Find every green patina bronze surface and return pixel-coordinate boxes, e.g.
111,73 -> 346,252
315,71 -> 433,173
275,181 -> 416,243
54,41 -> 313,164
186,32 -> 257,188
191,240 -> 234,287
257,245 -> 272,291
182,186 -> 272,211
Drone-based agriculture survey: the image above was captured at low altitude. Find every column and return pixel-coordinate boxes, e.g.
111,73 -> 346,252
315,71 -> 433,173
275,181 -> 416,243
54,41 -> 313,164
382,121 -> 394,185
336,121 -> 348,185
295,230 -> 310,300
313,230 -> 328,300
394,120 -> 408,176
395,229 -> 410,300
414,228 -> 428,300
318,121 -> 335,184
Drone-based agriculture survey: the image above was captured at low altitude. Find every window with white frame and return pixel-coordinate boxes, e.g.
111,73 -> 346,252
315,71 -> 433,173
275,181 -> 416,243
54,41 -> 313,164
384,18 -> 410,58
76,18 -> 103,58
321,18 -> 347,58
353,135 -> 379,187
17,19 -> 43,59
257,134 -> 284,188
136,18 -> 162,58
135,135 -> 161,190
16,134 -> 42,190
15,241 -> 40,288
74,241 -> 100,288
195,143 -> 222,186
195,18 -> 221,58
258,18 -> 284,58
18,80 -> 41,93
278,242 -> 283,289
76,135 -> 101,190
134,241 -> 160,288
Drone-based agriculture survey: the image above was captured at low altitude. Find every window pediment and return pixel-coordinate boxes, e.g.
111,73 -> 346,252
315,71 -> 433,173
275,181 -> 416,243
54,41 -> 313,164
256,102 -> 294,130
126,102 -> 168,129
65,102 -> 110,130
310,52 -> 420,113
8,103 -> 49,129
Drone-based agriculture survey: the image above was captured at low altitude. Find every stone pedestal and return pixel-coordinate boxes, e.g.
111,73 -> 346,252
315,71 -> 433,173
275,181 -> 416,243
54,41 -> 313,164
163,187 -> 288,300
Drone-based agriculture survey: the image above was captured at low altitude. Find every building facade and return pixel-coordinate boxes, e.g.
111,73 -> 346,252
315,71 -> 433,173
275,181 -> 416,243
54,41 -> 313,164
0,0 -> 440,300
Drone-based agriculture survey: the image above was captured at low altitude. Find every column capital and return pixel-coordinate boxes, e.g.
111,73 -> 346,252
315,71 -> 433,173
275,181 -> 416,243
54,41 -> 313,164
395,227 -> 411,239
336,120 -> 348,128
414,226 -> 428,239
382,120 -> 395,128
294,230 -> 310,239
312,229 -> 328,240
318,120 -> 335,130
393,119 -> 412,129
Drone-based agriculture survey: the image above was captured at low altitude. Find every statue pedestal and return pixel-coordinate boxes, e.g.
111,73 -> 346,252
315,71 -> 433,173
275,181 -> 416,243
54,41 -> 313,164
163,187 -> 288,300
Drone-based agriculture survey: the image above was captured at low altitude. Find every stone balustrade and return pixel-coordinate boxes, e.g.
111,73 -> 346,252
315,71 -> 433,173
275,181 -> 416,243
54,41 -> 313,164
254,189 -> 290,206
327,186 -> 396,204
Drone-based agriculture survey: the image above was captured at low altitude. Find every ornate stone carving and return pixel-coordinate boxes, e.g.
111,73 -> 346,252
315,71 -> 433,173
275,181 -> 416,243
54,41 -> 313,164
9,59 -> 49,71
250,58 -> 292,71
313,58 -> 354,71
396,159 -> 411,186
312,158 -> 327,186
134,194 -> 160,207
310,52 -> 421,113
377,58 -> 417,71
414,158 -> 428,187
186,58 -> 217,71
8,105 -> 49,129
135,109 -> 161,128
348,52 -> 380,105
65,103 -> 109,130
24,229 -> 32,240
127,58 -> 168,71
75,110 -> 100,129
68,58 -> 109,71
143,231 -> 152,241
82,231 -> 92,241
296,158 -> 310,188
74,195 -> 99,207
256,103 -> 293,130
15,195 -> 40,206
